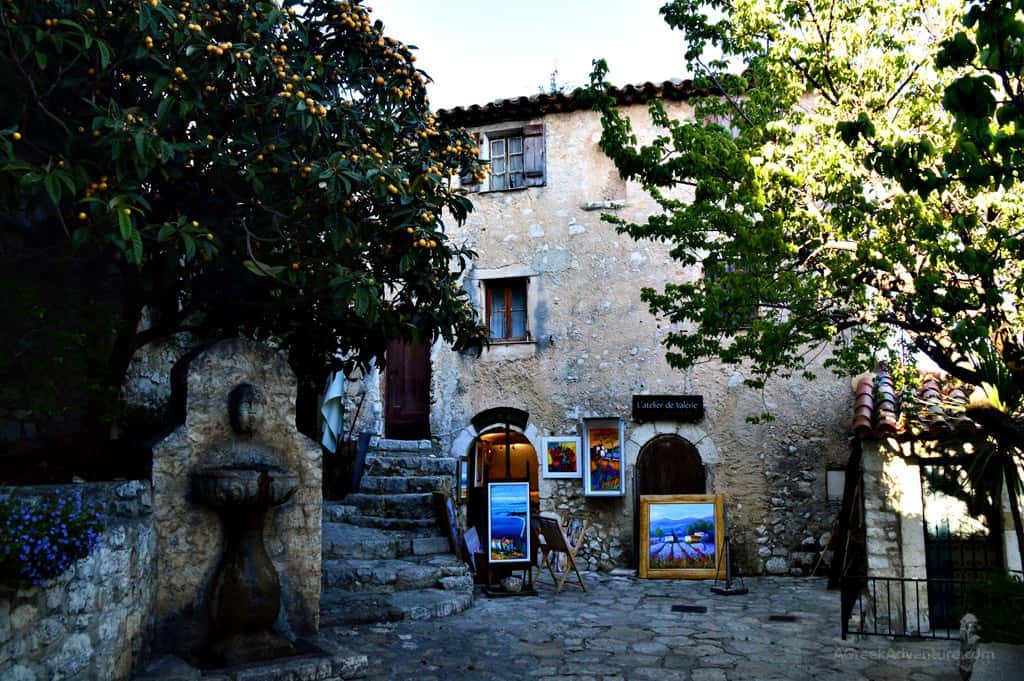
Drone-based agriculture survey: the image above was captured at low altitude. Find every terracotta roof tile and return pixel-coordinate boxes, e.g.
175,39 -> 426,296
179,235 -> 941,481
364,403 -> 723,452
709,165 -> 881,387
850,368 -> 980,440
436,79 -> 709,127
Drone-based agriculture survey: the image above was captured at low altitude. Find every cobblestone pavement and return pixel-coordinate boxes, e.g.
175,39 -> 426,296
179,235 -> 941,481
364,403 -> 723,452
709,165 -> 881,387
320,574 -> 961,681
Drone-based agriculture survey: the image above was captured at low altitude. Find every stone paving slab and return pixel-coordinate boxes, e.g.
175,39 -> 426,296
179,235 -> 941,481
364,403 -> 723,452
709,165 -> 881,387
315,574 -> 960,681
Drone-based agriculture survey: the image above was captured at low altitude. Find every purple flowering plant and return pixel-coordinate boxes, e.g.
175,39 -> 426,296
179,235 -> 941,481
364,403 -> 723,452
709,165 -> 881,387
0,489 -> 103,587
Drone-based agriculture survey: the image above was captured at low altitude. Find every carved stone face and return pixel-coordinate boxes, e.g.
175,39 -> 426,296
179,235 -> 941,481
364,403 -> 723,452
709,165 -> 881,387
229,383 -> 265,435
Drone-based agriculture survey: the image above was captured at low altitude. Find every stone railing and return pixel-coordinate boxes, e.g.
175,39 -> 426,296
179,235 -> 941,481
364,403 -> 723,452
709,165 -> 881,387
0,481 -> 156,681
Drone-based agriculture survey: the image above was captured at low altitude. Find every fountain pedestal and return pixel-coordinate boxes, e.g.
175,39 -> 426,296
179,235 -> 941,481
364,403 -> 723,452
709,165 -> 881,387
193,463 -> 300,667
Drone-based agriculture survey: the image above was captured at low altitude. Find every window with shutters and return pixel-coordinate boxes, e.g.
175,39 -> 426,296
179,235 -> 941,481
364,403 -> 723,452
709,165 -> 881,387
484,278 -> 529,342
461,123 -> 546,192
703,260 -> 759,328
489,134 -> 524,190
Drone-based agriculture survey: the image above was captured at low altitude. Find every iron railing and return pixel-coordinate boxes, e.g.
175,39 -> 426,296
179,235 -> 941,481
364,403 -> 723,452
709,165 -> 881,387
842,575 -> 966,640
841,573 -> 1024,640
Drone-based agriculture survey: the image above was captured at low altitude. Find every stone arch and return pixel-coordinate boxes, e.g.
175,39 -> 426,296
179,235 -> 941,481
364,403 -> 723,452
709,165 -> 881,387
450,414 -> 542,467
624,421 -> 718,494
635,434 -> 706,496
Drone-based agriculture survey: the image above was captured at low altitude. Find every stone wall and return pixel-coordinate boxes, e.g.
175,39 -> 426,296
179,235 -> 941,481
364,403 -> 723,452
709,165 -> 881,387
151,339 -> 322,660
0,481 -> 156,681
421,103 -> 852,575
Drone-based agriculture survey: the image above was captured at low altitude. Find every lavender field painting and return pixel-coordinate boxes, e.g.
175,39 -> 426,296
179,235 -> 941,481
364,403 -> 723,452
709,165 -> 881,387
647,502 -> 716,570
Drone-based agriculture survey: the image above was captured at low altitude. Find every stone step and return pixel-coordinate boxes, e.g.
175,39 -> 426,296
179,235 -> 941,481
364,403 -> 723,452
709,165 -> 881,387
438,574 -> 475,591
323,502 -> 358,523
363,453 -> 456,477
343,492 -> 435,519
319,587 -> 474,626
343,514 -> 439,531
358,474 -> 451,494
322,555 -> 470,592
369,438 -> 435,454
322,522 -> 450,560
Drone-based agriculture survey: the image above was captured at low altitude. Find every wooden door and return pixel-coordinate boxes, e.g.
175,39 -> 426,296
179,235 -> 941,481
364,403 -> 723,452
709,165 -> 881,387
633,435 -> 705,565
636,435 -> 706,495
384,339 -> 431,439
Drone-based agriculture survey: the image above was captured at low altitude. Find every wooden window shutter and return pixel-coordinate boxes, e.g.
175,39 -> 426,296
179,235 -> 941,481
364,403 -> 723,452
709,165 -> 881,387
459,132 -> 483,192
522,123 -> 545,187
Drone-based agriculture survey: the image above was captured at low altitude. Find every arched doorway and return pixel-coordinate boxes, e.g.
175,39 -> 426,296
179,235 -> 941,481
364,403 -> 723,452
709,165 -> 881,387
462,410 -> 541,568
633,434 -> 706,565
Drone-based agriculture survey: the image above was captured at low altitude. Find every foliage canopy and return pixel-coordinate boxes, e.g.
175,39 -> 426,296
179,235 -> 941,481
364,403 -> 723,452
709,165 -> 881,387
0,0 -> 486,441
589,0 -> 1023,411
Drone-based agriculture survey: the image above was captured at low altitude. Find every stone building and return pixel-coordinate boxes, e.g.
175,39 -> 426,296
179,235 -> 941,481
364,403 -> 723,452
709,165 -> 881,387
342,81 -> 854,576
841,369 -> 1022,636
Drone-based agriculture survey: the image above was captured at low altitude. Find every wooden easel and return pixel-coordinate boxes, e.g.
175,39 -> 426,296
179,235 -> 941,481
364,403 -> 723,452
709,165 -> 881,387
537,515 -> 588,594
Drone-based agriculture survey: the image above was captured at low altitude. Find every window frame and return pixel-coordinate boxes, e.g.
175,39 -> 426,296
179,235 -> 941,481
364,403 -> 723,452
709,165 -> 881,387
703,262 -> 759,329
488,133 -> 525,191
460,122 -> 545,193
484,277 -> 530,343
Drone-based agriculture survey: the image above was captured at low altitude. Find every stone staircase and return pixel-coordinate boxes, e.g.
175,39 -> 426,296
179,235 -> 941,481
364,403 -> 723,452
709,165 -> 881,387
319,438 -> 475,626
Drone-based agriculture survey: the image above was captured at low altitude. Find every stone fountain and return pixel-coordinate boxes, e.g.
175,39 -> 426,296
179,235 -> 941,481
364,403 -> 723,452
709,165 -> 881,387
151,340 -> 322,666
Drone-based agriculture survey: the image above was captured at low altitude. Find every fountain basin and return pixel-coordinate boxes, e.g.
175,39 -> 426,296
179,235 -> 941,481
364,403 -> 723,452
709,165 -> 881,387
193,463 -> 299,510
192,463 -> 300,667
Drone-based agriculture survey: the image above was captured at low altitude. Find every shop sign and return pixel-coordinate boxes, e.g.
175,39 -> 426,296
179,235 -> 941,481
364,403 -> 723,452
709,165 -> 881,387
632,395 -> 704,422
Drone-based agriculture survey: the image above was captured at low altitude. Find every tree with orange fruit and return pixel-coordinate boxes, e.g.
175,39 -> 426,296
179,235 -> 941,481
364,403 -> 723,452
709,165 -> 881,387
0,0 -> 486,460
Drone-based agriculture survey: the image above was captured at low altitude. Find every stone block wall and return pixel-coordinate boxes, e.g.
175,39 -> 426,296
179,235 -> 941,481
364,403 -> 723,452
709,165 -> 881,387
0,481 -> 156,681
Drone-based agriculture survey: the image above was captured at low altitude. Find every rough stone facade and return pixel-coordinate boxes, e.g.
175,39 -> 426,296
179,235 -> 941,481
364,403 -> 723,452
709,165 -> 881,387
0,481 -> 156,681
341,99 -> 852,576
150,339 -> 322,660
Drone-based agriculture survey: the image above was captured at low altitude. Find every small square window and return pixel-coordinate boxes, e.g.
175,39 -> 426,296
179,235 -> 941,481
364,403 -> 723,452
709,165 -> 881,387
460,124 -> 545,192
489,134 -> 524,191
484,278 -> 529,342
703,261 -> 759,328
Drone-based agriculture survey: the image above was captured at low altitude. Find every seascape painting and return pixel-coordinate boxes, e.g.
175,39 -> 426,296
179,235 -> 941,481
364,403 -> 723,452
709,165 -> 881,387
458,457 -> 469,501
583,420 -> 624,496
639,494 -> 726,579
541,436 -> 581,479
488,482 -> 531,562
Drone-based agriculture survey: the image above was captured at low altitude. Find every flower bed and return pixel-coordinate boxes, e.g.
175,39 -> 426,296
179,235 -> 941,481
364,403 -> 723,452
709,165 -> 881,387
0,489 -> 103,587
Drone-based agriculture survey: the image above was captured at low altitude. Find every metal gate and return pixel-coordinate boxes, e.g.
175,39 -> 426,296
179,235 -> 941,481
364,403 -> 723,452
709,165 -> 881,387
920,466 -> 1003,628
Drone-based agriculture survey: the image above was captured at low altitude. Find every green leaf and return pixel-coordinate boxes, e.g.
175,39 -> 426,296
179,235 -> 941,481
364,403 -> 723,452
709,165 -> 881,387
96,41 -> 111,68
181,232 -> 196,259
43,174 -> 61,205
130,230 -> 143,265
118,209 -> 133,241
243,260 -> 285,277
35,51 -> 47,70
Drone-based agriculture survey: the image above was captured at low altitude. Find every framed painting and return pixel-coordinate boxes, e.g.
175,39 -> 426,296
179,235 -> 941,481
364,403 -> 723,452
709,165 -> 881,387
433,492 -> 463,558
456,457 -> 470,502
582,418 -> 625,496
464,526 -> 482,571
638,494 -> 725,579
487,482 -> 531,563
541,436 -> 582,479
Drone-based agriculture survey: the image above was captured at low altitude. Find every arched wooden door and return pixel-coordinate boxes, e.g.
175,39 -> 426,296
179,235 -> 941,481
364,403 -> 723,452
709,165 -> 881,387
633,434 -> 706,565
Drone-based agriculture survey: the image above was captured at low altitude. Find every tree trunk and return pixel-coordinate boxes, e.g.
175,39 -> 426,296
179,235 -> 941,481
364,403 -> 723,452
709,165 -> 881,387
1001,453 -> 1024,572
